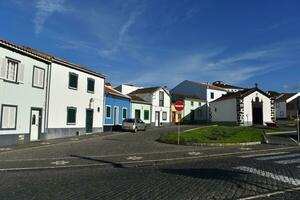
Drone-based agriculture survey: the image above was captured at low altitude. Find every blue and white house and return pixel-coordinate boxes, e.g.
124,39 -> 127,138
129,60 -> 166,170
104,84 -> 131,131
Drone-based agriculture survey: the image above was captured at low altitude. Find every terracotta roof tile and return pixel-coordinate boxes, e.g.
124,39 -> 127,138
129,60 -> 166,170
105,85 -> 131,99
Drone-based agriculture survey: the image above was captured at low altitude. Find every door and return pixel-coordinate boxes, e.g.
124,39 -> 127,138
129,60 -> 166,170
30,109 -> 41,141
191,110 -> 195,122
135,109 -> 141,119
114,107 -> 119,125
155,111 -> 160,126
86,109 -> 94,133
252,97 -> 263,125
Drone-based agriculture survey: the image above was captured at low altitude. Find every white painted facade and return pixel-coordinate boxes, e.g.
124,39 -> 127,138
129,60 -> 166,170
210,90 -> 273,126
134,88 -> 171,126
211,99 -> 237,122
206,88 -> 227,103
115,84 -> 141,95
0,43 -> 49,145
46,61 -> 105,139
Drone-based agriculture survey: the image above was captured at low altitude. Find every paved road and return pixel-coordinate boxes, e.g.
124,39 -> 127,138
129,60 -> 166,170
0,126 -> 299,199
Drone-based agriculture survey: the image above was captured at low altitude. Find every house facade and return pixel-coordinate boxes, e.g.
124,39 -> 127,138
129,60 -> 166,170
45,59 -> 105,139
104,85 -> 131,131
210,88 -> 275,126
0,40 -> 106,145
129,95 -> 152,125
0,40 -> 50,145
171,80 -> 227,121
275,93 -> 300,119
115,84 -> 142,95
129,87 -> 171,126
171,94 -> 207,124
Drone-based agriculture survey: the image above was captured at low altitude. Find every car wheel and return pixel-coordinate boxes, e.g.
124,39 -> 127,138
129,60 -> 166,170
143,127 -> 147,131
134,128 -> 138,133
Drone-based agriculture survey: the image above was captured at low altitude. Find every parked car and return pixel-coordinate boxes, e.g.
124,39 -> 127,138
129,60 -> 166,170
122,118 -> 146,132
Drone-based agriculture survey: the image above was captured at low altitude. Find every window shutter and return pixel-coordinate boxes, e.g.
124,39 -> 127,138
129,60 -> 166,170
17,63 -> 25,83
9,107 -> 16,128
1,107 -> 9,128
0,58 -> 7,79
38,69 -> 44,87
34,68 -> 39,86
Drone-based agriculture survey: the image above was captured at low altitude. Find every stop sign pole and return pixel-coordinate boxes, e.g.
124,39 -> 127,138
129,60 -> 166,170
175,101 -> 184,145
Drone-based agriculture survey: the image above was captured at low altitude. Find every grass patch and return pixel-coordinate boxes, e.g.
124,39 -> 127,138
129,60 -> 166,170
160,125 -> 275,144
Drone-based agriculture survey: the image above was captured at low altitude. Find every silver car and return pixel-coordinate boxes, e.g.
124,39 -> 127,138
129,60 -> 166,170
122,118 -> 146,132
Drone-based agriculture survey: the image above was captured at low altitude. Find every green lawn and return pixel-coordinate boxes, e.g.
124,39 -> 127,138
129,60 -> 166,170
159,125 -> 275,144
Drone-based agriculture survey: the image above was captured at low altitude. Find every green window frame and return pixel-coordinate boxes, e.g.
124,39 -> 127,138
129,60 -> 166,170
144,110 -> 149,120
106,106 -> 111,118
87,78 -> 95,93
67,107 -> 77,125
69,72 -> 78,90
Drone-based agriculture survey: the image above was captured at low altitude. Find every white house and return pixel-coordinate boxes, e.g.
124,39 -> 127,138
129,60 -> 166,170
129,87 -> 171,126
0,40 -> 105,145
115,84 -> 142,95
212,81 -> 244,93
171,80 -> 227,121
275,93 -> 300,119
210,88 -> 275,126
0,40 -> 50,145
45,57 -> 105,139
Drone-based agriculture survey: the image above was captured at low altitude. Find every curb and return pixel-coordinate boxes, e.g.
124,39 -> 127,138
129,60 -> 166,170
178,141 -> 262,147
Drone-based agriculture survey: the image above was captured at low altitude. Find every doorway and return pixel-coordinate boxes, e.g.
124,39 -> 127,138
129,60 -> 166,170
252,97 -> 263,125
114,107 -> 119,125
86,109 -> 94,133
155,111 -> 160,126
30,108 -> 42,141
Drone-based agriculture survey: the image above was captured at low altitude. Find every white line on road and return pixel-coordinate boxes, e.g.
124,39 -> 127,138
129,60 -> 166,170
233,166 -> 300,186
238,186 -> 300,200
256,153 -> 300,161
289,137 -> 299,144
239,152 -> 289,158
275,158 -> 300,165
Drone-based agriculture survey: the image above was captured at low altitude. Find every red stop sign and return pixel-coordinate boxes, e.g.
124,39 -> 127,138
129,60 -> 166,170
175,101 -> 184,111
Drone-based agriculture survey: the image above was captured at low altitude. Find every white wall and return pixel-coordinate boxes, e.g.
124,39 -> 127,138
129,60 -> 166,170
0,47 -> 48,135
151,88 -> 171,123
276,101 -> 287,119
243,91 -> 272,125
47,62 -> 104,130
211,99 -> 237,122
206,88 -> 227,103
116,84 -> 141,95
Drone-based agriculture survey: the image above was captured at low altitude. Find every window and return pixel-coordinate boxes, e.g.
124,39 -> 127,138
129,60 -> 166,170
144,110 -> 149,120
106,106 -> 111,118
87,78 -> 95,93
69,72 -> 78,89
210,92 -> 214,99
1,105 -> 17,129
122,108 -> 127,119
32,66 -> 45,89
162,112 -> 167,121
135,109 -> 141,119
1,58 -> 24,83
159,91 -> 164,107
214,108 -> 217,112
67,107 -> 77,125
191,101 -> 194,106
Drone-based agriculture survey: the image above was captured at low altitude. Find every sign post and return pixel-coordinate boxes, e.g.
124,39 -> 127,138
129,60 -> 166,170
297,100 -> 300,145
175,101 -> 184,145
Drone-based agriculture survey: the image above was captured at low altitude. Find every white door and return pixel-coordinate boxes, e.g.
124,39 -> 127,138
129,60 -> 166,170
30,110 -> 40,141
114,107 -> 119,125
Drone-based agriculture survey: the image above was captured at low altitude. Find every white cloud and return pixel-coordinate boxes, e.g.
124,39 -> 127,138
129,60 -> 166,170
33,0 -> 68,34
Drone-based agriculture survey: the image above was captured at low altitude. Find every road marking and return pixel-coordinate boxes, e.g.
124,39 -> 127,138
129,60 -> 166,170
256,153 -> 300,161
40,142 -> 51,145
275,158 -> 300,164
289,137 -> 299,144
239,152 -> 289,158
233,166 -> 300,186
238,186 -> 300,200
126,156 -> 143,161
240,147 -> 252,151
0,148 -> 13,151
50,160 -> 70,165
187,152 -> 202,156
70,138 -> 79,141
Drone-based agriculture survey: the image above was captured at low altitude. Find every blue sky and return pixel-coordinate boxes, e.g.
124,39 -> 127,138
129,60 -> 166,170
1,0 -> 300,92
